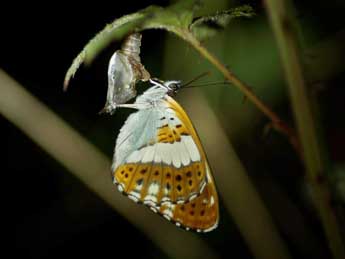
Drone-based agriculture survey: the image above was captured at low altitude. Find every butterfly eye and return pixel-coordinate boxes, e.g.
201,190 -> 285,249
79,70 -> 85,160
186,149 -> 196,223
164,81 -> 182,96
169,83 -> 178,90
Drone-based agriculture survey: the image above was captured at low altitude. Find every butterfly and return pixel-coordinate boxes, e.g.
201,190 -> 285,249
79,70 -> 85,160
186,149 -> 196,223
111,78 -> 219,232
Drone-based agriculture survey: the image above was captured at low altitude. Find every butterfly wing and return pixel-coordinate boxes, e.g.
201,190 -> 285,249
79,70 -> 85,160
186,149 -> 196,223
159,165 -> 218,232
112,93 -> 219,232
113,105 -> 208,205
159,96 -> 219,232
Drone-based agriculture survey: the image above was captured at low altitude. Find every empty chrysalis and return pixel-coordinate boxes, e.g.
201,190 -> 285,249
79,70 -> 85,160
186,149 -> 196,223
102,33 -> 150,114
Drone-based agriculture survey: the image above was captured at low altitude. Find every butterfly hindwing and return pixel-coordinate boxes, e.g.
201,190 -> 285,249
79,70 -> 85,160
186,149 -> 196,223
113,105 -> 207,205
159,165 -> 218,232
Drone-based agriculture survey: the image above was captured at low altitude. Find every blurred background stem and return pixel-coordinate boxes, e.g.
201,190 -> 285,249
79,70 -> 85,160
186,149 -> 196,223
264,1 -> 345,258
179,89 -> 291,259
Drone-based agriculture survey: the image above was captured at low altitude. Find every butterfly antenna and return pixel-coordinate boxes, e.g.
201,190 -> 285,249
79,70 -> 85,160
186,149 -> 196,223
181,71 -> 211,88
183,81 -> 230,89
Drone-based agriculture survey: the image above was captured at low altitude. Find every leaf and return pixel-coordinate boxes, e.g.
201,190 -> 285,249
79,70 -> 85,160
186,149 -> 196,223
64,1 -> 253,89
64,1 -> 198,89
190,5 -> 255,41
167,0 -> 201,28
64,6 -> 160,89
139,0 -> 200,32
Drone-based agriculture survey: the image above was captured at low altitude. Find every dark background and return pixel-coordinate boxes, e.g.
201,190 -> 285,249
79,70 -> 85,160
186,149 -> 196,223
3,0 -> 345,258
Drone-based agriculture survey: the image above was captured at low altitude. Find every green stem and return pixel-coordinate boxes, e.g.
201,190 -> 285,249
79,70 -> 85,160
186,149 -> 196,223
264,1 -> 345,258
174,28 -> 301,158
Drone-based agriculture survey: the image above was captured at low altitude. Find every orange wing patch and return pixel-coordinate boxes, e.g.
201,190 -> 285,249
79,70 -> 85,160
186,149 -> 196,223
114,162 -> 207,205
159,176 -> 218,232
157,121 -> 189,143
114,164 -> 138,192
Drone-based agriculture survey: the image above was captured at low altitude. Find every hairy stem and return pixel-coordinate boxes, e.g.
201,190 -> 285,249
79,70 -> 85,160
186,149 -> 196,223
175,29 -> 301,157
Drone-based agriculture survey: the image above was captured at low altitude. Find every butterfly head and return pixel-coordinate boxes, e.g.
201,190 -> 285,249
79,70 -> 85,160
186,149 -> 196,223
164,80 -> 183,96
149,78 -> 182,96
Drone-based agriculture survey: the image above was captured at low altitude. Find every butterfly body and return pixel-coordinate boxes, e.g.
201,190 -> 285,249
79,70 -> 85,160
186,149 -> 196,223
112,79 -> 219,232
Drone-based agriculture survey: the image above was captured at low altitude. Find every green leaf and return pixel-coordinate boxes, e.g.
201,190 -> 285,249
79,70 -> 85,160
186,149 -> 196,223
64,1 -> 253,89
190,5 -> 255,40
167,0 -> 201,28
139,0 -> 199,32
63,2 -> 196,89
64,2 -> 198,89
64,6 -> 160,89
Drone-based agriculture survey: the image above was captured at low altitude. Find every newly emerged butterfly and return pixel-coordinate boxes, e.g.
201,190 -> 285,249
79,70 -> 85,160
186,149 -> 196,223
112,79 -> 219,232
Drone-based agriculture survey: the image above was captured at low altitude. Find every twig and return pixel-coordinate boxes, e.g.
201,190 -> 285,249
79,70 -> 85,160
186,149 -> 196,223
174,29 -> 301,158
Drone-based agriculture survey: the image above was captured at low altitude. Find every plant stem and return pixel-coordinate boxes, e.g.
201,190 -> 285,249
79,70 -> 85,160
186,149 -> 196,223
264,1 -> 345,258
176,29 -> 301,157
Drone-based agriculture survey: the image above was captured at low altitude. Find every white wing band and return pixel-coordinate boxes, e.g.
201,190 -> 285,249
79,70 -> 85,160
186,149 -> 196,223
125,135 -> 200,166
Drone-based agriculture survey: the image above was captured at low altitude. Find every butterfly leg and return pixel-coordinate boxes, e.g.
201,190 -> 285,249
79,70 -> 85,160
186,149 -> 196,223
115,103 -> 141,109
116,103 -> 152,110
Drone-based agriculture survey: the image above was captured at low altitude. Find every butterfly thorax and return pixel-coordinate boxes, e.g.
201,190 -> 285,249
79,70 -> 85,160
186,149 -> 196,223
149,79 -> 182,97
131,79 -> 181,109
